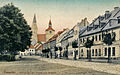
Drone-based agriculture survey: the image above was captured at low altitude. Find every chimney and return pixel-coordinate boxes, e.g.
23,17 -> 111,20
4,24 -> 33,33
114,7 -> 119,10
105,11 -> 110,14
105,11 -> 111,19
84,18 -> 88,26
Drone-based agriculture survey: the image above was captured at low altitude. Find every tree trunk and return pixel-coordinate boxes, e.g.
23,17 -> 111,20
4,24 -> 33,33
66,49 -> 68,59
50,51 -> 52,59
74,49 -> 77,60
54,51 -> 56,59
108,47 -> 111,63
59,51 -> 61,59
88,48 -> 91,61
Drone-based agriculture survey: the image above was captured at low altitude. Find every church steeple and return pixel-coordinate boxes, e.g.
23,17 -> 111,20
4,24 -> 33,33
33,14 -> 37,23
49,17 -> 52,27
31,14 -> 38,45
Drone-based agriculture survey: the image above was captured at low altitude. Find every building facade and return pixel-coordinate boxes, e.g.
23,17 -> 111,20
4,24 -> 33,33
68,18 -> 89,59
42,7 -> 120,60
79,7 -> 120,59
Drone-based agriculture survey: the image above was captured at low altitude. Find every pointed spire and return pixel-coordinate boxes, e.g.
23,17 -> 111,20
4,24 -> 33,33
33,14 -> 37,23
49,16 -> 52,27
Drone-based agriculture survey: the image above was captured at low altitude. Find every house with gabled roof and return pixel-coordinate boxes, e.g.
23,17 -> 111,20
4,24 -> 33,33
79,7 -> 120,59
67,18 -> 89,59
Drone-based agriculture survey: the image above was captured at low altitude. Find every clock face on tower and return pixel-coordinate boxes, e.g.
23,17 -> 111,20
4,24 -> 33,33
49,31 -> 52,33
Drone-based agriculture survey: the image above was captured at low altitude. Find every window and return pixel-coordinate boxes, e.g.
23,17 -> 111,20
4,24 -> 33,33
112,47 -> 115,56
87,37 -> 89,41
95,49 -> 97,56
99,49 -> 101,56
92,49 -> 94,56
81,49 -> 83,56
108,47 -> 111,56
100,23 -> 106,27
92,36 -> 94,41
118,19 -> 120,24
95,35 -> 97,41
102,33 -> 104,39
81,49 -> 83,53
76,50 -> 78,55
83,38 -> 85,43
117,16 -> 120,23
99,35 -> 101,41
100,16 -> 104,21
80,39 -> 82,43
105,48 -> 107,56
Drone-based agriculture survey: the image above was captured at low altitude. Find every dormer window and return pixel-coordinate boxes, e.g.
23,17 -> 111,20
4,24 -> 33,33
100,22 -> 106,27
100,16 -> 104,21
93,25 -> 99,30
87,26 -> 93,31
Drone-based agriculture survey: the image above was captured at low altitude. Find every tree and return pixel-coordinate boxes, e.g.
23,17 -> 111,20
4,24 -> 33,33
49,48 -> 53,59
42,49 -> 46,54
84,38 -> 93,61
63,44 -> 69,59
66,44 -> 69,59
37,41 -> 42,44
0,3 -> 32,55
72,40 -> 78,60
46,48 -> 50,58
42,49 -> 50,58
103,31 -> 116,63
54,46 -> 58,59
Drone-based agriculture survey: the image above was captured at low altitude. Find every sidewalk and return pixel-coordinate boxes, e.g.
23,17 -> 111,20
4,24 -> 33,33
25,56 -> 120,75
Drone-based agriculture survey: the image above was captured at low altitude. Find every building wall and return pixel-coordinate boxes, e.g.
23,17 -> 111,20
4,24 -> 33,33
19,50 -> 28,56
19,48 -> 36,56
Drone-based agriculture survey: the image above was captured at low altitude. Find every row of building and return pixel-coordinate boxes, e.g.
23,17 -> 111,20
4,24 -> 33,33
41,7 -> 120,59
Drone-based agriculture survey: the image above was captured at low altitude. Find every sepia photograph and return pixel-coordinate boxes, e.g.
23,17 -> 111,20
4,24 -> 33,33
0,0 -> 120,75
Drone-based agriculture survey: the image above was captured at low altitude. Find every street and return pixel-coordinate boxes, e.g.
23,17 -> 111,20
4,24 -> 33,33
0,56 -> 117,75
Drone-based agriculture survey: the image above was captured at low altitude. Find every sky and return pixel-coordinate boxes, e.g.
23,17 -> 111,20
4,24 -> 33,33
0,0 -> 120,34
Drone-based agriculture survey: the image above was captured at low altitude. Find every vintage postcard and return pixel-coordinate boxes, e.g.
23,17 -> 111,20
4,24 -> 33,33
0,0 -> 120,75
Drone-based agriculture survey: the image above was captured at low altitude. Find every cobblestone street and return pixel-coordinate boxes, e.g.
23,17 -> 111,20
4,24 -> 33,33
0,56 -> 118,75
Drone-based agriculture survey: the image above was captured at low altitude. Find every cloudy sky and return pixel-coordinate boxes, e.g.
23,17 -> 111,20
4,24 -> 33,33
0,0 -> 120,34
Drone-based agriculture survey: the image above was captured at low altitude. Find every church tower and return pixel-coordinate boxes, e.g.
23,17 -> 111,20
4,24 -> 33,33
45,18 -> 55,42
31,14 -> 38,45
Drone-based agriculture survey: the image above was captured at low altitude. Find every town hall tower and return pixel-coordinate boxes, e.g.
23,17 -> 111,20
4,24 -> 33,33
45,18 -> 55,42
